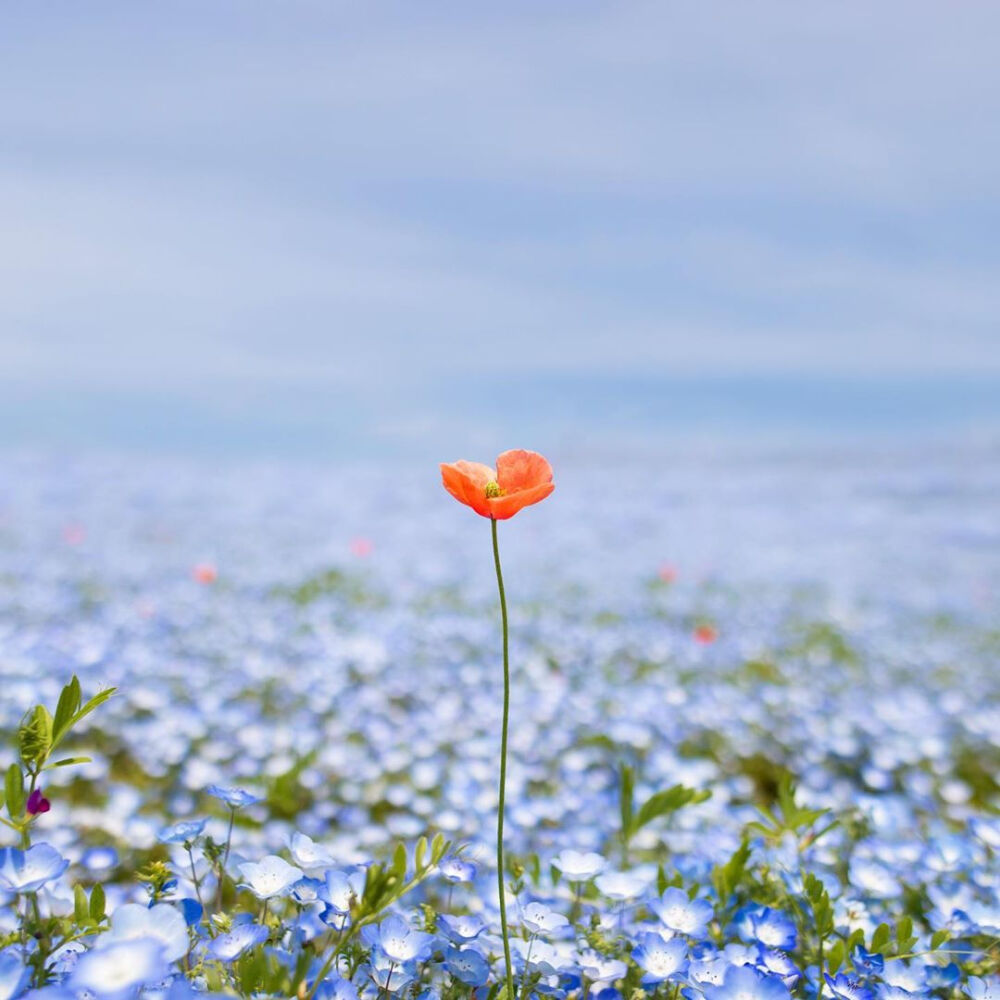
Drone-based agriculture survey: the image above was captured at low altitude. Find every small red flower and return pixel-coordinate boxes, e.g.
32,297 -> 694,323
192,563 -> 218,585
27,789 -> 51,815
693,624 -> 718,644
350,537 -> 374,558
440,450 -> 554,520
658,564 -> 678,584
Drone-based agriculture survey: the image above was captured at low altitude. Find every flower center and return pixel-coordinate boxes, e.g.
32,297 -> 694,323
484,480 -> 504,498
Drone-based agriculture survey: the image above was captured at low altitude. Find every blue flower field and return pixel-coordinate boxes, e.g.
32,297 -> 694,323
0,444 -> 998,1000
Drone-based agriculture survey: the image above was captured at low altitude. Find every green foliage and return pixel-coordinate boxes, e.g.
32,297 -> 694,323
747,774 -> 838,847
711,837 -> 752,905
618,764 -> 710,859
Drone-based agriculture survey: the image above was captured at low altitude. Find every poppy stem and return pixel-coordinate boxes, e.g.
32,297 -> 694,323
491,516 -> 514,999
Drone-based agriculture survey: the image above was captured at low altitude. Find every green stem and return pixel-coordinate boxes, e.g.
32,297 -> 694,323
491,517 -> 514,998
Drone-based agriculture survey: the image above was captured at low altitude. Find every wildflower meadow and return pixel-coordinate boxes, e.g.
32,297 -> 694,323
0,444 -> 998,1000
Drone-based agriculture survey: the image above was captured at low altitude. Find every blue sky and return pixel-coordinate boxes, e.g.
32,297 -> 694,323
1,3 -> 999,455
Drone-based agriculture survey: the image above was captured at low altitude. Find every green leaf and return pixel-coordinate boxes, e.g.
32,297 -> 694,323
90,883 -> 106,921
870,923 -> 890,953
634,784 -> 710,831
392,842 -> 407,879
620,764 -> 635,839
827,938 -> 846,973
45,756 -> 92,769
656,863 -> 668,896
4,765 -> 24,820
414,836 -> 427,872
74,884 -> 89,924
52,676 -> 82,747
711,837 -> 751,904
930,930 -> 950,951
896,915 -> 912,947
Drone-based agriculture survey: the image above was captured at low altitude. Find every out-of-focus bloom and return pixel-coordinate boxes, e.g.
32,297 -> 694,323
192,562 -> 217,584
238,856 -> 303,900
207,922 -> 269,962
69,938 -> 170,1000
654,887 -> 713,938
101,903 -> 189,963
206,785 -> 260,809
0,845 -> 69,894
553,849 -> 605,881
694,624 -> 718,644
440,450 -> 554,520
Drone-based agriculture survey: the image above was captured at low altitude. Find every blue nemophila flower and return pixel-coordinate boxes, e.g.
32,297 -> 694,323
440,856 -> 476,883
69,938 -> 171,1000
825,973 -> 875,1000
158,819 -> 207,845
750,908 -> 796,950
876,987 -> 919,1000
579,952 -> 628,985
207,922 -> 269,962
689,956 -> 730,987
521,902 -> 569,935
632,931 -> 687,983
965,977 -> 1000,1000
361,914 -> 435,964
852,946 -> 885,976
179,897 -> 203,927
0,949 -> 29,1000
291,876 -> 325,905
314,977 -> 360,1000
289,832 -> 336,870
702,964 -> 792,1000
79,847 -> 119,873
595,870 -> 649,900
238,856 -> 303,899
512,938 -> 563,976
654,887 -> 713,938
368,949 -> 416,992
757,949 -> 800,987
321,869 -> 365,925
103,902 -> 189,963
437,913 -> 486,943
881,961 -> 927,994
924,964 -> 960,989
554,849 -> 606,881
0,845 -> 69,894
444,946 -> 490,987
206,785 -> 260,809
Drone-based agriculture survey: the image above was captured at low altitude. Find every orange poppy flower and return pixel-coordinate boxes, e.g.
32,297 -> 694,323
440,449 -> 554,520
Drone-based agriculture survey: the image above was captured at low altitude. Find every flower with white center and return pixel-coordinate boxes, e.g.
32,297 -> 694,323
437,914 -> 486,943
553,849 -> 605,881
289,832 -> 336,871
632,931 -> 687,983
0,845 -> 69,894
101,903 -> 189,963
207,922 -> 269,962
702,964 -> 791,1000
653,887 -> 713,938
440,857 -> 477,883
158,820 -> 207,845
361,914 -> 434,964
595,869 -> 649,900
238,855 -> 303,899
521,902 -> 569,935
69,938 -> 170,1000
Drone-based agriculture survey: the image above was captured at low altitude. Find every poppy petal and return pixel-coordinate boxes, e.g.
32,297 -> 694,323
487,481 -> 555,520
440,462 -> 495,517
495,450 -> 553,493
